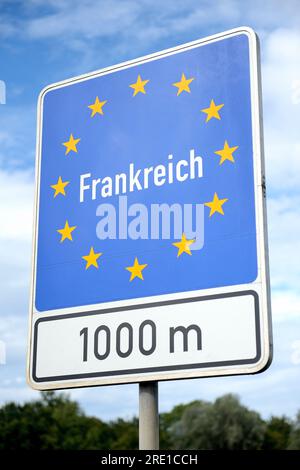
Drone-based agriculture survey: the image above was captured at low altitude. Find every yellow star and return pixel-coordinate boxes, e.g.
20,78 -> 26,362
50,176 -> 69,197
172,233 -> 195,257
62,133 -> 81,155
129,74 -> 149,96
173,73 -> 194,96
82,247 -> 102,270
88,96 -> 107,117
57,220 -> 77,242
201,99 -> 224,122
205,193 -> 228,217
214,140 -> 239,165
126,257 -> 147,281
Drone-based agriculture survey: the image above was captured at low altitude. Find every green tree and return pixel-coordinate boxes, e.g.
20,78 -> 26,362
288,411 -> 300,449
167,400 -> 212,449
263,416 -> 291,449
160,403 -> 192,449
109,417 -> 138,450
168,394 -> 265,449
0,391 -> 111,450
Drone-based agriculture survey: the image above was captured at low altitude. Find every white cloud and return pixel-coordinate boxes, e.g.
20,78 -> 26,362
8,1 -> 296,46
26,1 -> 140,40
69,384 -> 138,420
262,28 -> 300,193
0,169 -> 34,241
267,196 -> 300,291
0,314 -> 28,355
0,385 -> 37,405
272,291 -> 300,323
0,105 -> 36,170
0,169 -> 33,321
291,340 -> 300,365
0,18 -> 18,39
10,1 -> 294,41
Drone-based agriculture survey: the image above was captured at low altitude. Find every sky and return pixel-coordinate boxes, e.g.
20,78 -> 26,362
0,0 -> 300,421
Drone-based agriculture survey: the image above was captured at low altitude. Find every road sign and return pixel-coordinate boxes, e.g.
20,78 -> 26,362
27,27 -> 272,390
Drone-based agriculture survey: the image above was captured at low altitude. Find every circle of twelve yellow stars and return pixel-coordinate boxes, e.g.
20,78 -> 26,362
50,72 -> 239,282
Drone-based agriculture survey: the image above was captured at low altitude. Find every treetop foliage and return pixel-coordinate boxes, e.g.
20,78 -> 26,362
0,391 -> 296,450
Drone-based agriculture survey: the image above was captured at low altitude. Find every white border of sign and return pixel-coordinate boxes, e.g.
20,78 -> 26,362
27,27 -> 272,390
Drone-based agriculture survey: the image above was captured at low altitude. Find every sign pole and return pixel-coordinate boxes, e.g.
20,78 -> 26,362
139,381 -> 159,450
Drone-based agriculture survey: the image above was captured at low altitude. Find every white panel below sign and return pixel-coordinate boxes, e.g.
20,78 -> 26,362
32,291 -> 260,386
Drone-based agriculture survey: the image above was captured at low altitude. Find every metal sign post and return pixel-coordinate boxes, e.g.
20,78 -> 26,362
139,382 -> 159,450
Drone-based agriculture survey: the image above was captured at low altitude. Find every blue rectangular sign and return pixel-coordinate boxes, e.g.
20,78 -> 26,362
35,30 -> 258,313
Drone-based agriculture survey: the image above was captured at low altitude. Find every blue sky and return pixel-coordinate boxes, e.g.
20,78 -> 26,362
0,0 -> 300,420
